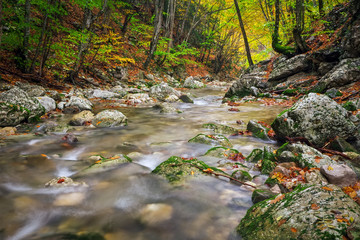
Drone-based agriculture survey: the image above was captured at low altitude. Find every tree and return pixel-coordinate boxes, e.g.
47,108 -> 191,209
293,0 -> 308,53
234,0 -> 253,66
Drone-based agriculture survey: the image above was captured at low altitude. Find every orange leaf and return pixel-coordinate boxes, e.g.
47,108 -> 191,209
95,160 -> 102,164
314,156 -> 321,163
311,203 -> 320,210
278,219 -> 286,226
41,154 -> 47,157
322,186 -> 333,191
291,227 -> 297,233
270,194 -> 285,204
96,121 -> 102,125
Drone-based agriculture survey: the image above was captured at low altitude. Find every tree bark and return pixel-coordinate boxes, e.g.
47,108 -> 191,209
143,0 -> 164,69
272,0 -> 295,56
234,0 -> 253,66
0,0 -> 3,45
318,0 -> 324,16
293,0 -> 308,53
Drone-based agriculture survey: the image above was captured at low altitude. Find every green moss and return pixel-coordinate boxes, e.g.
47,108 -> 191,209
188,133 -> 233,148
246,149 -> 264,163
283,88 -> 299,96
261,158 -> 276,175
343,101 -> 357,111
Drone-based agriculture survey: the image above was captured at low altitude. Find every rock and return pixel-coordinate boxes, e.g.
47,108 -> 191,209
328,137 -> 358,153
304,169 -> 328,185
272,162 -> 296,177
276,143 -> 336,168
183,76 -> 205,89
224,70 -> 268,98
124,93 -> 153,104
342,16 -> 360,58
268,54 -> 310,82
0,127 -> 16,136
188,133 -> 232,148
145,73 -> 155,81
246,146 -> 275,163
318,62 -> 336,75
61,133 -> 78,143
92,110 -> 127,128
153,102 -> 179,113
34,121 -> 68,134
76,154 -> 132,176
274,72 -> 317,90
69,110 -> 94,126
53,192 -> 86,206
320,164 -> 357,187
202,123 -> 239,135
65,96 -> 93,111
251,189 -> 278,204
0,87 -> 45,126
325,88 -> 343,98
45,177 -> 87,188
312,58 -> 360,92
15,82 -> 46,97
237,185 -> 360,240
271,93 -> 356,147
152,156 -> 223,183
36,96 -> 56,112
246,120 -> 271,141
149,83 -> 181,101
231,170 -> 253,182
89,89 -> 120,99
179,94 -> 194,103
204,146 -> 239,158
138,203 -> 173,226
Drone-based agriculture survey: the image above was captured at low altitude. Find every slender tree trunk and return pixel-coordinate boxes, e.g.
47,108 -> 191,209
143,0 -> 164,69
272,0 -> 295,56
318,0 -> 324,16
258,0 -> 269,22
23,0 -> 31,53
293,0 -> 308,53
176,0 -> 191,44
121,14 -> 133,34
234,0 -> 253,66
0,0 -> 3,45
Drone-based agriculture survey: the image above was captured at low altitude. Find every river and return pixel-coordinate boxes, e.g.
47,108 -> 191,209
0,87 -> 285,240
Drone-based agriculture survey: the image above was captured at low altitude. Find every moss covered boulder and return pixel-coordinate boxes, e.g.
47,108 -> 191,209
271,93 -> 356,147
276,143 -> 336,168
202,123 -> 239,135
152,156 -> 224,183
188,133 -> 233,148
204,146 -> 239,158
237,184 -> 360,240
0,87 -> 45,126
246,146 -> 276,174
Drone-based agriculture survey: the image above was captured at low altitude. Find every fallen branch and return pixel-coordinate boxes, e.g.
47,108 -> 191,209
285,136 -> 351,160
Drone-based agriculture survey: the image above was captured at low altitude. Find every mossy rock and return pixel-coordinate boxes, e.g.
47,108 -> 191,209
247,120 -> 271,141
202,123 -> 239,135
76,154 -> 132,176
343,101 -> 357,111
261,158 -> 277,175
204,146 -> 239,158
246,146 -> 276,163
31,232 -> 105,240
188,133 -> 233,148
237,184 -> 360,240
251,189 -> 278,204
152,156 -> 225,183
231,170 -> 253,182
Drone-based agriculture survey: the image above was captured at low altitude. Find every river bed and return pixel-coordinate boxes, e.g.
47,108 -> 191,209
0,88 -> 285,240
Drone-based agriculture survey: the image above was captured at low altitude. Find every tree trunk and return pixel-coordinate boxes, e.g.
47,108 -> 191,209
143,0 -> 164,69
293,0 -> 308,53
0,0 -> 3,45
234,0 -> 253,66
176,0 -> 191,44
272,0 -> 295,56
318,0 -> 324,16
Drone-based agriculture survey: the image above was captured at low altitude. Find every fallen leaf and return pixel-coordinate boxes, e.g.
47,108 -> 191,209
278,219 -> 286,226
322,186 -> 333,191
41,154 -> 47,157
57,178 -> 65,183
190,171 -> 194,175
327,166 -> 334,171
270,194 -> 285,204
291,227 -> 297,233
95,160 -> 102,164
311,203 -> 320,210
314,156 -> 321,163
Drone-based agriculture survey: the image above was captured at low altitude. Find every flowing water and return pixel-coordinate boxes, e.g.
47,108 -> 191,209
0,88 -> 285,240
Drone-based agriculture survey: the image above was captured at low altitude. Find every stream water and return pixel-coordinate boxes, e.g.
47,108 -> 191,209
0,88 -> 285,240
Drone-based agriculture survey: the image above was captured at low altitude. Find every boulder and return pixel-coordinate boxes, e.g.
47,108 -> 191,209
179,94 -> 194,103
65,96 -> 93,111
36,96 -> 56,112
276,143 -> 336,168
271,93 -> 356,147
251,189 -> 278,204
237,185 -> 360,240
268,54 -> 310,82
0,127 -> 16,136
89,89 -> 120,99
320,164 -> 358,187
183,76 -> 205,89
45,177 -> 87,188
92,109 -> 127,127
204,146 -> 239,158
312,58 -> 360,92
224,71 -> 267,98
15,82 -> 46,97
69,110 -> 94,126
149,83 -> 181,101
188,133 -> 233,148
153,102 -> 179,114
124,93 -> 153,104
0,87 -> 45,126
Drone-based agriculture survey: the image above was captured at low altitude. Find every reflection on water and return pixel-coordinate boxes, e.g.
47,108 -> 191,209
0,88 -> 285,240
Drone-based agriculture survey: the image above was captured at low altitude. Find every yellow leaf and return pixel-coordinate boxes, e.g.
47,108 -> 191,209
190,171 -> 194,175
327,166 -> 334,171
